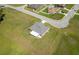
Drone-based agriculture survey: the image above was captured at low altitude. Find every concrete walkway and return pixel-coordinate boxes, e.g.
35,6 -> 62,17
5,4 -> 79,28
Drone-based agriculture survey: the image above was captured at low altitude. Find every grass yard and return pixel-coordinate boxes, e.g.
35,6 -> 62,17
61,9 -> 68,13
0,7 -> 62,54
39,12 -> 64,20
9,4 -> 25,7
76,10 -> 79,13
43,7 -> 48,13
0,6 -> 79,55
66,4 -> 74,9
24,6 -> 33,11
54,15 -> 79,54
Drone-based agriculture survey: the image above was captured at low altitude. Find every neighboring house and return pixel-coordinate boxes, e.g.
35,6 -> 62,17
48,4 -> 66,14
30,22 -> 49,38
0,4 -> 5,7
55,4 -> 66,8
48,6 -> 60,14
27,4 -> 43,10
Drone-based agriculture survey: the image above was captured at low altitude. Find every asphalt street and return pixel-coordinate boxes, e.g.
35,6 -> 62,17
5,4 -> 79,28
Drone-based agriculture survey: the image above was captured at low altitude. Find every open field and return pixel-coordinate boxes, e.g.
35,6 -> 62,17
0,7 -> 62,54
0,6 -> 79,55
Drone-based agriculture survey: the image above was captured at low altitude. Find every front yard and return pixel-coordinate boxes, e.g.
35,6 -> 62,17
66,4 -> 74,9
39,12 -> 64,20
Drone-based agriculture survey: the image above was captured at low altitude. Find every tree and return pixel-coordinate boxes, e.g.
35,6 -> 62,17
0,5 -> 5,23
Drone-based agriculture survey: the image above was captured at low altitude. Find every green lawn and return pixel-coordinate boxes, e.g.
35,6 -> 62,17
77,10 -> 79,13
9,4 -> 25,7
66,4 -> 74,9
43,7 -> 48,13
54,15 -> 79,54
24,6 -> 34,12
0,7 -> 79,55
0,7 -> 62,54
61,9 -> 68,13
39,12 -> 64,20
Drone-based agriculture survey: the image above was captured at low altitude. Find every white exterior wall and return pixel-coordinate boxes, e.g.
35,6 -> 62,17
41,20 -> 47,24
30,31 -> 41,38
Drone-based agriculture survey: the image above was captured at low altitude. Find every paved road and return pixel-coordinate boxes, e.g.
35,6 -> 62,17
58,4 -> 79,28
5,4 -> 79,28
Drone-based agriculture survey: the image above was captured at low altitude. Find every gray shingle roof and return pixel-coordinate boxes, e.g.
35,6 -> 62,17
30,22 -> 49,36
28,4 -> 42,9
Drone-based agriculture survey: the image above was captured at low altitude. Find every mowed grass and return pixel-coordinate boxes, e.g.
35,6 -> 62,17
0,7 -> 79,55
24,6 -> 34,12
77,10 -> 79,13
9,4 -> 25,7
0,7 -> 40,54
39,12 -> 64,20
54,15 -> 79,55
61,9 -> 68,13
66,4 -> 74,9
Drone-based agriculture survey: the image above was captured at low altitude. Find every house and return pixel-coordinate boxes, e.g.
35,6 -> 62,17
0,4 -> 5,7
30,22 -> 49,38
48,6 -> 60,14
28,4 -> 42,10
48,4 -> 66,14
55,4 -> 66,8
